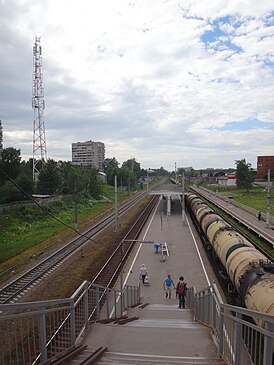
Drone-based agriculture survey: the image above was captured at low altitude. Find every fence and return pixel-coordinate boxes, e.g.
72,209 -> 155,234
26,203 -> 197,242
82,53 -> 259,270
187,284 -> 274,365
1,280 -> 273,365
199,186 -> 274,226
0,281 -> 140,364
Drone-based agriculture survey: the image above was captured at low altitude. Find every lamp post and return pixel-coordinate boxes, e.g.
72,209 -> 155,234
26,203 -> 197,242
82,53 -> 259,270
182,171 -> 185,223
115,175 -> 119,233
73,175 -> 78,228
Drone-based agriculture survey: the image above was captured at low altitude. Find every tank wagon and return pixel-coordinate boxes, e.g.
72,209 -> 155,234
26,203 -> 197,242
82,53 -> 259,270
186,193 -> 274,322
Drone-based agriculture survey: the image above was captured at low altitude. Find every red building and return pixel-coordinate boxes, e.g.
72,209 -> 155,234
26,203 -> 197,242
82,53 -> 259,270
257,156 -> 274,179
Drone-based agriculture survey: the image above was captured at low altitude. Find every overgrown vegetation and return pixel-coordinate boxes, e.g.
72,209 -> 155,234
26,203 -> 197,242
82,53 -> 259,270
0,184 -> 129,270
0,146 -> 168,274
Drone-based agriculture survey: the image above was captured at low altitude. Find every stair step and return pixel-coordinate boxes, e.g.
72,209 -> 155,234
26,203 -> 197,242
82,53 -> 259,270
69,348 -> 106,365
96,351 -> 227,365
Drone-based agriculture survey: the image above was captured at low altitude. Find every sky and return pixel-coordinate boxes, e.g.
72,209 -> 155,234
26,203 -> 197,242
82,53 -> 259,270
0,0 -> 274,171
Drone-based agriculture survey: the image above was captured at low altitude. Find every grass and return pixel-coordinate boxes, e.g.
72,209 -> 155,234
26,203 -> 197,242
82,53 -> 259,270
206,202 -> 274,258
203,184 -> 274,216
0,185 -> 130,270
199,183 -> 274,258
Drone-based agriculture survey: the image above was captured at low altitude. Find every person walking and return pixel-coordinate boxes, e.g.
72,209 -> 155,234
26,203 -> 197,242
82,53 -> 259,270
139,264 -> 148,284
163,274 -> 175,299
258,211 -> 262,221
176,276 -> 187,308
154,242 -> 160,254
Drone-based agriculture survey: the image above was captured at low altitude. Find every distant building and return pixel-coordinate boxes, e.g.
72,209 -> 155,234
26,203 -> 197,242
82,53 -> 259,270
180,166 -> 192,172
257,156 -> 274,179
72,141 -> 105,171
218,173 -> 237,187
0,120 -> 3,154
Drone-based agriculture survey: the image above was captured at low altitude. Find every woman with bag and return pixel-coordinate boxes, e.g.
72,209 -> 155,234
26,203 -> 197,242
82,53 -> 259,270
139,264 -> 148,284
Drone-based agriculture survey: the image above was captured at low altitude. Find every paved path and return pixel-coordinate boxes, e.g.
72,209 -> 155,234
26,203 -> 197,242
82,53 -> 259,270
73,196 -> 228,364
192,186 -> 274,246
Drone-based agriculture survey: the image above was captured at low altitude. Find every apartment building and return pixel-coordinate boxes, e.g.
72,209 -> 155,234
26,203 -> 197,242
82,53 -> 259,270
72,140 -> 105,171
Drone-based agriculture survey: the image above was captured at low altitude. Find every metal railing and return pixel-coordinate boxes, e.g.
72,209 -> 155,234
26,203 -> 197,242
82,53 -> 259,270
0,281 -> 140,364
1,279 -> 273,365
197,186 -> 274,226
187,284 -> 274,365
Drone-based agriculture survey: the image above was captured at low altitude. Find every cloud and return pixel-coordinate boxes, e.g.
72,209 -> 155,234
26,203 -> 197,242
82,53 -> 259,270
0,0 -> 274,170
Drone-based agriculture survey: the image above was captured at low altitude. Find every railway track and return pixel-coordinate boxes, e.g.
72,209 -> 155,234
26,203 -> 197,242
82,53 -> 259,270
0,195 -> 159,365
40,195 -> 159,364
0,191 -> 153,304
86,195 -> 159,322
189,186 -> 274,262
93,195 -> 158,288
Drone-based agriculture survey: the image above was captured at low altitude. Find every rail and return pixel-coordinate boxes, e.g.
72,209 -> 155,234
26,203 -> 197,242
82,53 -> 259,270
0,281 -> 140,364
0,194 -> 158,363
0,191 -> 152,304
191,186 -> 274,250
191,187 -> 274,252
187,284 -> 274,365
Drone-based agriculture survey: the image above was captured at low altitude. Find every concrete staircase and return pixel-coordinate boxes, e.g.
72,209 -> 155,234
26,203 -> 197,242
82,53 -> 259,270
69,303 -> 227,365
96,351 -> 227,364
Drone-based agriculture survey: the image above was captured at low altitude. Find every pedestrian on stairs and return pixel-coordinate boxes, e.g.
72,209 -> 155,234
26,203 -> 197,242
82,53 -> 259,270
176,276 -> 187,308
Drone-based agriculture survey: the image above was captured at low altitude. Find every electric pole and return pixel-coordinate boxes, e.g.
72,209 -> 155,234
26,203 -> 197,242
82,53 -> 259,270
32,36 -> 47,181
182,170 -> 185,223
115,175 -> 119,232
266,169 -> 271,228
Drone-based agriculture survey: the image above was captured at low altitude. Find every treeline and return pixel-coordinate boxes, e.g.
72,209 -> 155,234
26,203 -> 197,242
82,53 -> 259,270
0,148 -> 169,204
103,157 -> 168,187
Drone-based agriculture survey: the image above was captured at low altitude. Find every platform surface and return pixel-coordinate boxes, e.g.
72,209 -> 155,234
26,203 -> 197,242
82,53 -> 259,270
78,195 -> 230,364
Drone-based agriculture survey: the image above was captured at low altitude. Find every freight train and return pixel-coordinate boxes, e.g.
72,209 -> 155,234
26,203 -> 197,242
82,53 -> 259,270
186,193 -> 274,322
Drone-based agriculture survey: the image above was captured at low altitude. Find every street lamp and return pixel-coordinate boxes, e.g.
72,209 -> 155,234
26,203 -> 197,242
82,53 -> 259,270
182,171 -> 185,223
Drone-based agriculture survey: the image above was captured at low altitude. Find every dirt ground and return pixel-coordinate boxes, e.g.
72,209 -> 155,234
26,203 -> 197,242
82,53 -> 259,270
22,196 -> 152,302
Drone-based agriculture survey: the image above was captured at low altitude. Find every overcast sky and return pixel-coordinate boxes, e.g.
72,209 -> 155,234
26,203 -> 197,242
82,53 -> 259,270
0,0 -> 273,171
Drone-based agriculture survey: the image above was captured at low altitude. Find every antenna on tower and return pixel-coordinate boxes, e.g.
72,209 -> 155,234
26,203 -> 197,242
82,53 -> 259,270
32,36 -> 47,181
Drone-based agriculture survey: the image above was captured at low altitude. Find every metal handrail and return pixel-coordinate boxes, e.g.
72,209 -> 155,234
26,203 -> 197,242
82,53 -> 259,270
187,283 -> 274,365
0,280 -> 140,364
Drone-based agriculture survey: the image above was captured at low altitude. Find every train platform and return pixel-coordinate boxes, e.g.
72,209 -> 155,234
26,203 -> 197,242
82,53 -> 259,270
78,196 -> 228,364
192,186 -> 274,245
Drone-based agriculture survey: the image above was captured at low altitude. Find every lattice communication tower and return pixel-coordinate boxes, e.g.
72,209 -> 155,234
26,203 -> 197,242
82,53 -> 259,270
32,36 -> 47,181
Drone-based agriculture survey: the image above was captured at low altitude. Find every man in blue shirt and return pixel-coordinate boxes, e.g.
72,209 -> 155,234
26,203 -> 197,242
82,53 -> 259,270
163,274 -> 175,298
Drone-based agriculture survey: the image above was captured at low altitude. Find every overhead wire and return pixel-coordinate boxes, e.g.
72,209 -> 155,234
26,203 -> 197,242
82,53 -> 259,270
0,167 -> 98,243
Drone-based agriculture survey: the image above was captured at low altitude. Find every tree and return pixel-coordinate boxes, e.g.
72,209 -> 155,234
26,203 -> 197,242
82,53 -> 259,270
103,157 -> 120,185
235,159 -> 254,193
58,161 -> 75,194
37,159 -> 62,194
122,158 -> 141,178
85,167 -> 102,199
16,170 -> 34,199
0,147 -> 21,185
119,166 -> 137,192
0,180 -> 21,203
